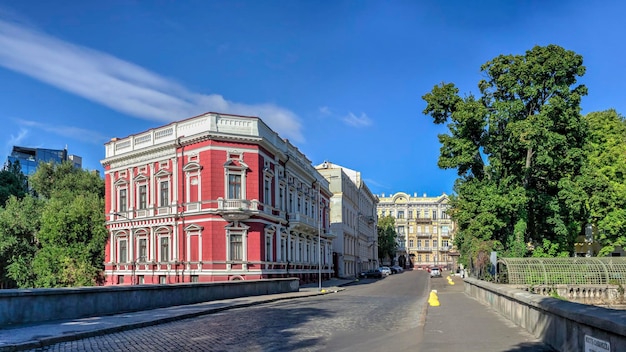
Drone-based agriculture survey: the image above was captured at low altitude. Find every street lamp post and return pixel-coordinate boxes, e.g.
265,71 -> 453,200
585,223 -> 593,257
317,185 -> 322,292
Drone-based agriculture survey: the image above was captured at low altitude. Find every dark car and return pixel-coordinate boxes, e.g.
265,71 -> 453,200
360,269 -> 383,279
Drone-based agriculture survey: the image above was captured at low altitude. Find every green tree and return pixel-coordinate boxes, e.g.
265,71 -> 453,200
28,162 -> 107,287
377,215 -> 398,264
423,45 -> 588,261
579,110 -> 626,255
0,195 -> 41,288
0,160 -> 29,206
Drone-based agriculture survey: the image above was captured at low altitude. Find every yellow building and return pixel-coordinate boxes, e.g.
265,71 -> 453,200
377,192 -> 456,270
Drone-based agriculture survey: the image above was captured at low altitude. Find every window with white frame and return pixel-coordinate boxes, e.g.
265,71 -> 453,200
138,238 -> 147,262
119,238 -> 128,263
264,178 -> 271,205
159,180 -> 169,207
159,236 -> 170,262
228,174 -> 241,199
119,188 -> 127,212
409,239 -> 414,248
138,184 -> 147,210
281,235 -> 287,261
224,153 -> 248,200
263,167 -> 273,206
230,234 -> 243,261
279,186 -> 285,211
265,235 -> 272,261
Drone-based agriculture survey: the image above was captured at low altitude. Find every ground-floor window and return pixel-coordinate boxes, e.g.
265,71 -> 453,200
230,234 -> 243,261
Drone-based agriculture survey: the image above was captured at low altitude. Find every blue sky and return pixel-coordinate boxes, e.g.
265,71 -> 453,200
1,1 -> 625,197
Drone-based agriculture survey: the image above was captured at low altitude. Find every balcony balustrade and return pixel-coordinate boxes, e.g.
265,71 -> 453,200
215,198 -> 257,221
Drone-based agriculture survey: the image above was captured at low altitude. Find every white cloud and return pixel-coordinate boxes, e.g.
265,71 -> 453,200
8,128 -> 28,146
319,106 -> 331,115
0,18 -> 304,143
342,112 -> 373,127
16,119 -> 109,145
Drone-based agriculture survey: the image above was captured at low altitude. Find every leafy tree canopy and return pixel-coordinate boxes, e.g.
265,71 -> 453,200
377,215 -> 398,264
0,160 -> 29,206
579,109 -> 626,255
423,45 -> 588,262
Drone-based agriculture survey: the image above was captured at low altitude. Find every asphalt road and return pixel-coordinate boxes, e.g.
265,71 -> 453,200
24,270 -> 553,352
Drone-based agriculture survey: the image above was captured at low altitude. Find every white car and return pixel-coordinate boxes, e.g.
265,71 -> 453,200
430,267 -> 441,278
379,266 -> 392,276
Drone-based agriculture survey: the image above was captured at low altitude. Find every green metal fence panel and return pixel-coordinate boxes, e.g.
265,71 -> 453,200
497,257 -> 626,285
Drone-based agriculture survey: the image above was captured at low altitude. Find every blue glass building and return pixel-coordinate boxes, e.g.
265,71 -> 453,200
7,146 -> 82,176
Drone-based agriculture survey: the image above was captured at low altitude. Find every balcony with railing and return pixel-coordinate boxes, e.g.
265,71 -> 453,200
416,232 -> 432,238
288,212 -> 317,233
414,217 -> 433,224
415,247 -> 435,252
215,198 -> 258,221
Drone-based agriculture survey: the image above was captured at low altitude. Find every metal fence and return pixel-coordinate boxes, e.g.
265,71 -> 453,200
497,257 -> 626,285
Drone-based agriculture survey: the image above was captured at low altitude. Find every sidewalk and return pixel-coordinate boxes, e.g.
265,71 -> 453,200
0,278 -> 353,352
419,274 -> 554,352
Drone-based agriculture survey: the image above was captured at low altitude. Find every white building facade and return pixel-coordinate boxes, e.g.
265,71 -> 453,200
316,162 -> 378,278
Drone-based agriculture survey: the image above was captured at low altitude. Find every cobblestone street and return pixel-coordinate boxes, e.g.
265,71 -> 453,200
26,273 -> 429,352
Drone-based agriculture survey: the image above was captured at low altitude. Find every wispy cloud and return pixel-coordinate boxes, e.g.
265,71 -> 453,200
16,119 -> 109,145
319,106 -> 331,115
0,18 -> 304,142
342,112 -> 373,127
8,128 -> 28,146
318,106 -> 373,128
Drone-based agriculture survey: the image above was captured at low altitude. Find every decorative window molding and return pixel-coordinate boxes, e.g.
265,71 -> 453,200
158,160 -> 170,169
154,169 -> 171,178
156,227 -> 171,263
225,222 -> 249,266
114,178 -> 128,186
224,154 -> 249,200
184,224 -> 204,232
134,173 -> 149,182
183,162 -> 202,172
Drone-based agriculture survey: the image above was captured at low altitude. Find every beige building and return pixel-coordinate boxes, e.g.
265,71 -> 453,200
377,192 -> 456,270
316,162 -> 378,278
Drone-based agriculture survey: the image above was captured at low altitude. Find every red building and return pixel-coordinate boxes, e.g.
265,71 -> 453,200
102,112 -> 334,285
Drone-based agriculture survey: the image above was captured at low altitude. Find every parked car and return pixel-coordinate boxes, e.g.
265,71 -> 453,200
379,266 -> 392,276
391,265 -> 404,274
361,269 -> 383,279
430,267 -> 442,278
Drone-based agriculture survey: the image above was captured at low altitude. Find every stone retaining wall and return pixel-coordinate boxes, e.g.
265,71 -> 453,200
0,278 -> 299,326
464,278 -> 626,351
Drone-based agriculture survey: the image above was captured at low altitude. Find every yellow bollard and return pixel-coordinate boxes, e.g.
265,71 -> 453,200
428,289 -> 440,306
